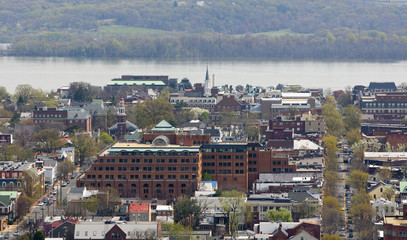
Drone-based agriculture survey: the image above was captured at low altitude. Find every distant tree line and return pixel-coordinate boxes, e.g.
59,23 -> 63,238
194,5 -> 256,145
9,30 -> 407,60
2,0 -> 407,59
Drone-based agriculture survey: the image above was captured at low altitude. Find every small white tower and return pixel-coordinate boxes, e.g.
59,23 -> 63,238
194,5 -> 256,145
204,65 -> 211,97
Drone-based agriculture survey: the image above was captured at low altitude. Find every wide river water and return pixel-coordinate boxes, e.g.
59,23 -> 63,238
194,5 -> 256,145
1,57 -> 407,93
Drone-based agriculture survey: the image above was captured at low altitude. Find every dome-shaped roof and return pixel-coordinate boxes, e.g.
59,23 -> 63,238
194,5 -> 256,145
152,135 -> 170,146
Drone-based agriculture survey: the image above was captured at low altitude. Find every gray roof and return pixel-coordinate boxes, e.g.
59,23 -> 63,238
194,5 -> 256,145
204,128 -> 221,137
368,82 -> 396,91
74,222 -> 158,239
68,188 -> 84,194
288,191 -> 317,202
66,109 -> 91,120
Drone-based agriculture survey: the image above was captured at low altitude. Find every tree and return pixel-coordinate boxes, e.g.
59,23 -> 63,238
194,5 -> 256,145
322,235 -> 342,240
57,161 -> 76,180
33,231 -> 45,240
378,165 -> 392,183
33,129 -> 63,153
162,222 -> 192,240
202,172 -> 212,181
173,197 -> 201,229
18,233 -> 33,240
345,129 -> 361,146
128,99 -> 175,129
157,87 -> 171,101
341,105 -> 361,131
98,132 -> 115,146
321,196 -> 341,235
14,84 -> 34,104
71,132 -> 98,165
382,187 -> 395,201
0,86 -> 9,101
322,95 -> 345,137
347,170 -> 369,191
264,208 -> 293,222
350,202 -> 375,240
351,191 -> 372,206
219,190 -> 247,237
16,193 -> 34,218
323,170 -> 339,197
84,196 -> 98,213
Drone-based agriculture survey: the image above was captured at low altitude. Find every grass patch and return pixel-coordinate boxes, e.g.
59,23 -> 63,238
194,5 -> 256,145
234,29 -> 310,37
97,25 -> 174,36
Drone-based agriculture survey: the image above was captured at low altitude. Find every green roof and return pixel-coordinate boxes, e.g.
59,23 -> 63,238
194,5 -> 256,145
106,80 -> 166,86
0,191 -> 18,199
0,195 -> 11,207
401,181 -> 407,193
91,99 -> 104,105
151,120 -> 176,132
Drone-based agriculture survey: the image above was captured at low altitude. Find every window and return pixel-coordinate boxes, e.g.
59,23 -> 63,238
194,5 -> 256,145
76,232 -> 79,236
85,231 -> 88,237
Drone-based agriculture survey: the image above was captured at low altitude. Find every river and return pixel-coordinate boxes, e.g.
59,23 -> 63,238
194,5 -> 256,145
1,57 -> 407,93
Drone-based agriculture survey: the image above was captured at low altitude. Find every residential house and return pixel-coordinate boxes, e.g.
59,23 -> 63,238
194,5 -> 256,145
371,198 -> 398,219
128,203 -> 151,222
367,182 -> 395,201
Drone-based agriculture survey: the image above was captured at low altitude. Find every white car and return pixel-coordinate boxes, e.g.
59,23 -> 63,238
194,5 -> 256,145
38,202 -> 44,206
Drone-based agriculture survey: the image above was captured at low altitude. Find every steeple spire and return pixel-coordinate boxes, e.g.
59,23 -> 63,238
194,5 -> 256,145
204,64 -> 211,97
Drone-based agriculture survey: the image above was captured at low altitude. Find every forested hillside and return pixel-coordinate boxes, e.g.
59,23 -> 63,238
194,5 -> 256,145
2,0 -> 407,59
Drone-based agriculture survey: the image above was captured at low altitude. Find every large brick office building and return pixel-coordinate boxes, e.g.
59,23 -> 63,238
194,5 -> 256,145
79,140 -> 296,199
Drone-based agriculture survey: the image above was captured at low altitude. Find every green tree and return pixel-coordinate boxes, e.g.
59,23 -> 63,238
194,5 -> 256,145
98,132 -> 115,146
14,84 -> 34,104
321,196 -> 341,235
128,99 -> 175,129
324,170 -> 339,197
33,129 -> 64,153
219,190 -> 247,238
322,235 -> 342,240
157,87 -> 171,101
71,132 -> 98,165
202,172 -> 212,181
33,231 -> 45,240
347,170 -> 369,191
173,197 -> 201,229
0,86 -> 9,101
264,208 -> 293,222
341,105 -> 361,131
84,196 -> 98,213
322,95 -> 345,137
57,161 -> 76,180
345,129 -> 361,146
162,223 -> 192,240
18,233 -> 33,240
350,202 -> 374,240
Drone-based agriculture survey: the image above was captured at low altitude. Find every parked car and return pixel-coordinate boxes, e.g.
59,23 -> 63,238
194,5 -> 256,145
61,182 -> 67,187
38,202 -> 44,206
13,231 -> 19,236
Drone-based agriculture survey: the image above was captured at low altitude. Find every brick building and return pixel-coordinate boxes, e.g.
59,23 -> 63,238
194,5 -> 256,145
33,107 -> 92,132
384,203 -> 407,240
0,134 -> 12,144
77,139 -> 202,200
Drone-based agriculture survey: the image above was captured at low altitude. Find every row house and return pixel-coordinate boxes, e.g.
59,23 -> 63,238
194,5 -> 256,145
33,107 -> 92,132
0,134 -> 12,144
0,162 -> 45,190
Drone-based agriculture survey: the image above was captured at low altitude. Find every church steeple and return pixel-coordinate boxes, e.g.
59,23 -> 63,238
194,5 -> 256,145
204,65 -> 211,97
116,98 -> 127,140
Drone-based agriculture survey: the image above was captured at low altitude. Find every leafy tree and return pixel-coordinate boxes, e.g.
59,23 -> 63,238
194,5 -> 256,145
351,191 -> 372,206
322,95 -> 345,137
322,235 -> 342,240
33,129 -> 64,153
174,197 -> 201,229
18,233 -> 33,240
345,129 -> 361,146
264,208 -> 293,222
157,87 -> 171,101
219,190 -> 247,237
350,202 -> 374,240
98,132 -> 115,146
14,84 -> 34,104
341,105 -> 361,131
246,125 -> 260,141
33,231 -> 45,240
321,196 -> 341,235
0,86 -> 9,101
382,187 -> 395,201
323,170 -> 339,197
16,193 -> 34,218
378,165 -> 392,183
71,133 -> 98,165
84,196 -> 98,213
162,222 -> 192,240
10,112 -> 21,127
57,161 -> 76,180
347,170 -> 369,191
202,172 -> 212,181
128,99 -> 175,129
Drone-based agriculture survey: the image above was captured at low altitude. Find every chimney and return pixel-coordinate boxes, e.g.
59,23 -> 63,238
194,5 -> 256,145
212,74 -> 215,87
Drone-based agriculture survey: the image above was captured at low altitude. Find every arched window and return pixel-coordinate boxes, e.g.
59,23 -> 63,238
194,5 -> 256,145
143,184 -> 149,188
106,184 -> 111,188
181,184 -> 186,188
156,184 -> 162,188
118,184 -> 124,188
131,184 -> 136,188
168,184 -> 174,188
